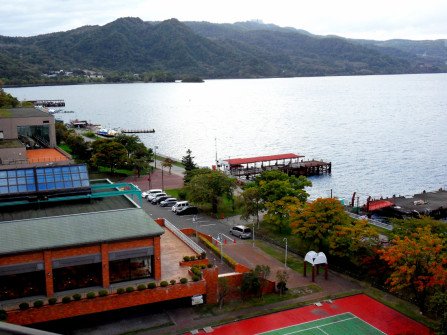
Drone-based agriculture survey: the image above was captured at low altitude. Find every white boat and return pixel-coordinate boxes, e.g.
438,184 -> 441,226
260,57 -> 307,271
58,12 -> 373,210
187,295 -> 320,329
97,127 -> 117,137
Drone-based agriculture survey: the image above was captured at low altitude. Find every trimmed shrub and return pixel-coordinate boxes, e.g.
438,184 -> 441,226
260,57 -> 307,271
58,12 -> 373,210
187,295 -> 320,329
137,284 -> 147,291
98,289 -> 108,297
190,255 -> 196,261
192,275 -> 200,282
170,279 -> 176,285
33,300 -> 44,308
62,296 -> 71,303
126,286 -> 135,293
147,282 -> 156,289
72,293 -> 82,301
183,255 -> 190,262
117,288 -> 125,294
191,267 -> 201,276
160,281 -> 169,287
0,309 -> 7,321
19,302 -> 29,310
180,277 -> 188,284
207,263 -> 213,268
200,264 -> 206,270
200,251 -> 206,259
86,292 -> 96,299
48,297 -> 57,305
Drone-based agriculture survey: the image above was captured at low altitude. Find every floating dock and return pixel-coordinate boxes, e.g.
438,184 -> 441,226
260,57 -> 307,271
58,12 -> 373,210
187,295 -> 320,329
219,153 -> 331,179
120,129 -> 155,134
27,100 -> 65,107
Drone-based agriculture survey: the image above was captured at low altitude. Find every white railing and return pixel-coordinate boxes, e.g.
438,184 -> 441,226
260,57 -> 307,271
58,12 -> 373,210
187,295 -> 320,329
347,212 -> 393,230
163,219 -> 205,255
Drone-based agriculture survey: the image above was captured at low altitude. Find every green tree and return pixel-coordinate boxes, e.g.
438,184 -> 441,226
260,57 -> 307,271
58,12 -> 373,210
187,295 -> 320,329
182,149 -> 198,171
264,196 -> 303,233
291,197 -> 350,250
0,88 -> 19,108
217,277 -> 231,310
256,171 -> 311,204
162,158 -> 173,174
237,187 -> 263,228
114,134 -> 141,158
91,141 -> 128,173
65,133 -> 91,161
276,269 -> 289,297
186,169 -> 236,213
253,265 -> 271,300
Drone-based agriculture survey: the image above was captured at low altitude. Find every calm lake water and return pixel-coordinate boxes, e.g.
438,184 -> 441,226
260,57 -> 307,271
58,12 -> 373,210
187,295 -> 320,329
6,73 -> 447,203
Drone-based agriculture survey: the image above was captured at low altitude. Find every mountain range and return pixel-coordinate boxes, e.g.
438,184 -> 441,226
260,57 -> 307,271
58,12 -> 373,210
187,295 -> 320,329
0,17 -> 446,85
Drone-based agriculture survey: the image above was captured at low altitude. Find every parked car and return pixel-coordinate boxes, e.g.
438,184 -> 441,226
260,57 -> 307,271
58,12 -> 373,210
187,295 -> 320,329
229,225 -> 252,239
147,192 -> 166,202
172,201 -> 189,212
152,195 -> 170,204
142,189 -> 162,199
147,192 -> 167,203
160,198 -> 178,207
176,206 -> 198,216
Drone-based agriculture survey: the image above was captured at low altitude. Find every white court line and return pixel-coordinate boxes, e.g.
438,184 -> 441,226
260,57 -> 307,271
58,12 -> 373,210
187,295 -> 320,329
283,317 -> 357,334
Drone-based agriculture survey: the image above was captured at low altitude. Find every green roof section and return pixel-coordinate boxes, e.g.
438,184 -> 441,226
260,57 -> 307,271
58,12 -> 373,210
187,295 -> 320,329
0,208 -> 165,255
0,107 -> 51,118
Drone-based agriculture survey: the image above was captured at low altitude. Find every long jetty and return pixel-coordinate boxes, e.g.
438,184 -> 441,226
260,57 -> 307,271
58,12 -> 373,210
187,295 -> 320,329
120,129 -> 155,134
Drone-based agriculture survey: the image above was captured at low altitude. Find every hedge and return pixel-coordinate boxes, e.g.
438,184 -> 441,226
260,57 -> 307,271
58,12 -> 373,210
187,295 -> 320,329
98,289 -> 108,297
86,292 -> 96,299
73,293 -> 82,301
160,281 -> 169,287
199,235 -> 237,268
48,297 -> 57,305
148,282 -> 156,289
33,300 -> 44,308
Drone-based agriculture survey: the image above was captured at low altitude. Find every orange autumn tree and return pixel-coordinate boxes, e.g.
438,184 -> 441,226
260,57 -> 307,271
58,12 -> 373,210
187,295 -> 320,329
328,218 -> 379,266
290,197 -> 350,250
378,226 -> 447,313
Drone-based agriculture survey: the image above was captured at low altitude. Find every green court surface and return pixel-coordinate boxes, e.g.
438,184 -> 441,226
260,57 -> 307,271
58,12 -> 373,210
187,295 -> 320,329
259,312 -> 386,335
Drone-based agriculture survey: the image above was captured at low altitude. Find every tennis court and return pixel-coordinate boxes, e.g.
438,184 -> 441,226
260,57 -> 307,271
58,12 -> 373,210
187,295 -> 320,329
204,294 -> 432,335
259,312 -> 385,335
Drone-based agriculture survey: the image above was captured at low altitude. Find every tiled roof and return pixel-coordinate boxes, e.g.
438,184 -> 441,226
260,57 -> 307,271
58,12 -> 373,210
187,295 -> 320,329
0,208 -> 164,255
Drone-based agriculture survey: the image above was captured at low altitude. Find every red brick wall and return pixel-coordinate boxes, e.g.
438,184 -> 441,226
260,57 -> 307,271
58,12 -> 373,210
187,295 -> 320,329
6,281 -> 207,326
180,228 -> 212,243
202,266 -> 218,304
179,259 -> 208,267
153,236 -> 161,280
0,253 -> 43,266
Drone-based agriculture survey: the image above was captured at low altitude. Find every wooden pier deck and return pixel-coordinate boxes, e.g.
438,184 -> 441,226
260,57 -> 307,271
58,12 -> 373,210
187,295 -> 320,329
219,154 -> 331,179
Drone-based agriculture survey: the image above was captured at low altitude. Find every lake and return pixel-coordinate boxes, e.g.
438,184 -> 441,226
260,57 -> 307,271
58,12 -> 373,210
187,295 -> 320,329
6,73 -> 447,203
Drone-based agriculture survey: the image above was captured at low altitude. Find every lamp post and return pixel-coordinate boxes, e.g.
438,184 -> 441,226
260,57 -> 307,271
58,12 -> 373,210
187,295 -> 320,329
252,222 -> 255,247
283,237 -> 288,268
161,164 -> 164,191
154,146 -> 158,170
193,215 -> 198,242
218,233 -> 223,264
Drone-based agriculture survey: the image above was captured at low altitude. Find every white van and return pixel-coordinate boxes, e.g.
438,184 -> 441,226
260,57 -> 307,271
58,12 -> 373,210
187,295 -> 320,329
172,201 -> 189,213
142,189 -> 162,199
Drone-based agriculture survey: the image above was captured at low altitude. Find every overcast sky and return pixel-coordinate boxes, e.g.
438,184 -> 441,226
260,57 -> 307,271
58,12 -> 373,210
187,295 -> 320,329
2,0 -> 447,40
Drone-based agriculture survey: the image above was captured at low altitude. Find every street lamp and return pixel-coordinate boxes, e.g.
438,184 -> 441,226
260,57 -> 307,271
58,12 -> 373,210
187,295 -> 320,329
161,164 -> 164,191
283,237 -> 288,268
154,146 -> 158,170
193,215 -> 198,242
217,233 -> 223,264
252,222 -> 255,247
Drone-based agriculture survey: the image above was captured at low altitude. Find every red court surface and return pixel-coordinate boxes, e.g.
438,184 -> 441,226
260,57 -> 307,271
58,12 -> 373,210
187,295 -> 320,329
197,294 -> 433,335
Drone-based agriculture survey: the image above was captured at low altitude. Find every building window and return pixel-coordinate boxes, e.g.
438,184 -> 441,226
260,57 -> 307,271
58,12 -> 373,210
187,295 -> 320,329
109,256 -> 153,283
0,271 -> 45,301
53,263 -> 102,292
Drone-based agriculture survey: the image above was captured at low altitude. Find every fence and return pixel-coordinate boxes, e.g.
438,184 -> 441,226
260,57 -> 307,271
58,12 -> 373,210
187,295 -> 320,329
163,219 -> 205,255
347,212 -> 393,230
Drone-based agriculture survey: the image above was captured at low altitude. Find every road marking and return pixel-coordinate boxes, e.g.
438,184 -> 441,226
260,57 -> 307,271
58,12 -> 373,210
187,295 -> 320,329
200,224 -> 216,227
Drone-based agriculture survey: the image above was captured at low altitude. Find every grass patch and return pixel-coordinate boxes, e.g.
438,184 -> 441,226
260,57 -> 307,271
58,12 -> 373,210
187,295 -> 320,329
255,240 -> 309,274
57,144 -> 72,154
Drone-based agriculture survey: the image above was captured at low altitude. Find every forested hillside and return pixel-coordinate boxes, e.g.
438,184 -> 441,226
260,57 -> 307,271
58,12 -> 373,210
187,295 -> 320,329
0,17 -> 445,86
